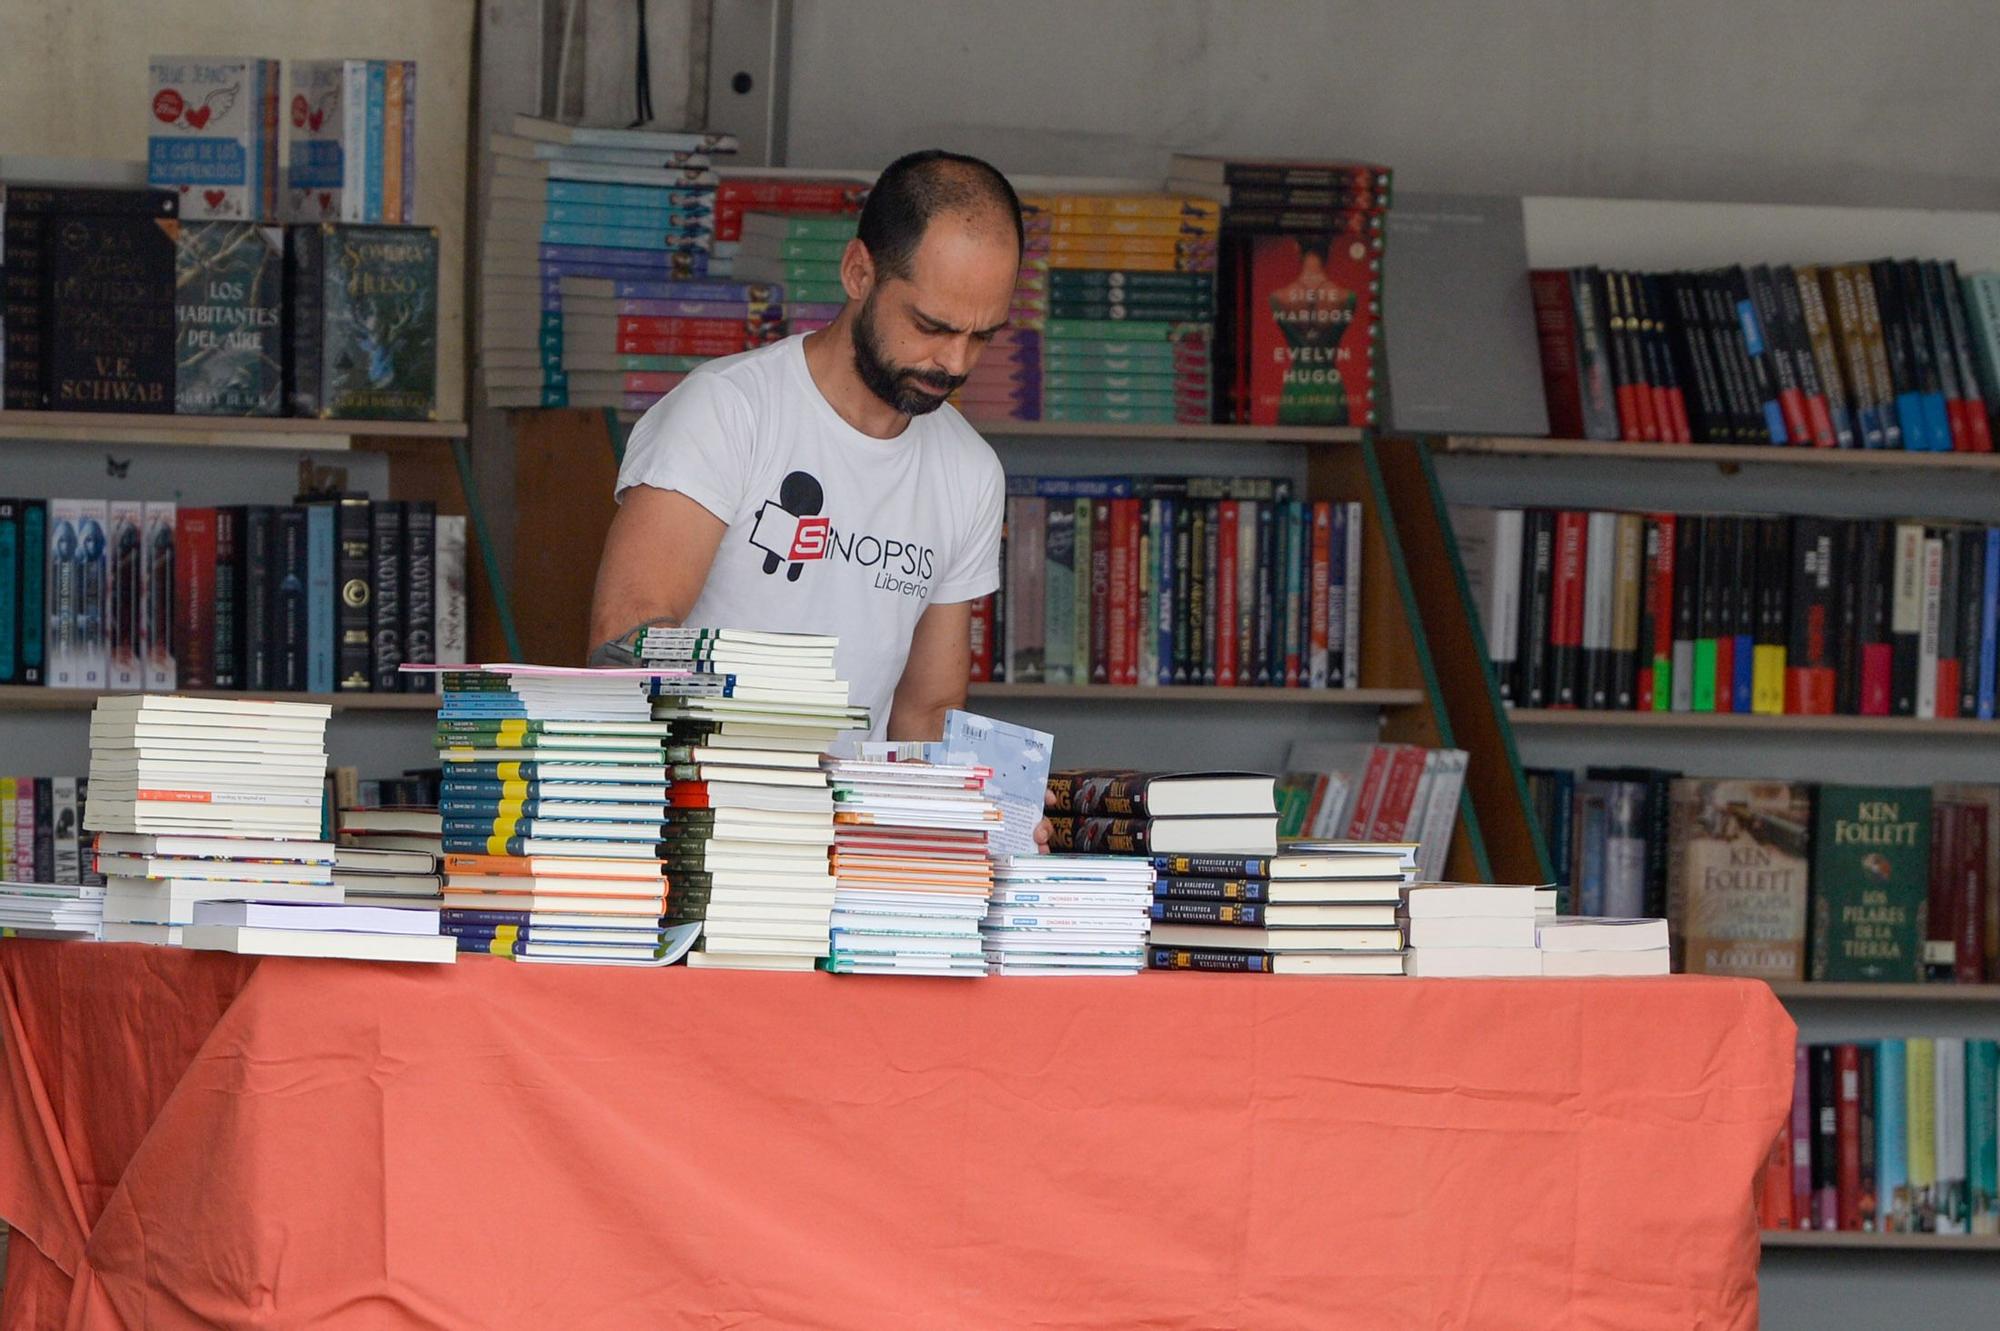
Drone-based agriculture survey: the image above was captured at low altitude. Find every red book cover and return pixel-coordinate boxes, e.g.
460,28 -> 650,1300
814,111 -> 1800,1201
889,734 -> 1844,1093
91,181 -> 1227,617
1215,501 -> 1240,687
1805,393 -> 1838,450
1548,510 -> 1587,707
1929,802 -> 1961,975
1108,498 -> 1138,687
1240,220 -> 1382,427
173,507 -> 217,689
617,333 -> 751,357
1777,382 -> 1811,449
1715,635 -> 1736,713
616,316 -> 758,339
1836,1044 -> 1861,1231
1307,501 -> 1331,687
968,594 -> 993,682
1938,653 -> 1963,720
1860,640 -> 1893,716
1957,802 -> 1988,983
1529,270 -> 1586,439
1967,401 -> 1995,453
1946,397 -> 1973,452
1342,744 -> 1394,839
1367,746 -> 1429,841
1089,498 -> 1112,685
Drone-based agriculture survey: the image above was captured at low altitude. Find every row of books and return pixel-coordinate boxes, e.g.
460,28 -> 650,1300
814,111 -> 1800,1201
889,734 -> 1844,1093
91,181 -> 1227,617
0,497 -> 467,693
0,776 -> 99,886
2,183 -> 438,417
1452,506 -> 2000,718
146,54 -> 420,223
978,478 -> 1366,689
1531,261 -> 2000,450
1758,1039 -> 1999,1234
1522,771 -> 1999,984
1183,154 -> 1391,430
1273,741 -> 1468,884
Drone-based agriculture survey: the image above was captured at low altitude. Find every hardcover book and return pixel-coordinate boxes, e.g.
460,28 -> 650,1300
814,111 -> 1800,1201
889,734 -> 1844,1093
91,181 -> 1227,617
286,223 -> 438,419
174,222 -> 282,414
1232,219 -> 1381,427
1667,777 -> 1812,978
47,214 -> 178,412
1809,785 -> 1931,982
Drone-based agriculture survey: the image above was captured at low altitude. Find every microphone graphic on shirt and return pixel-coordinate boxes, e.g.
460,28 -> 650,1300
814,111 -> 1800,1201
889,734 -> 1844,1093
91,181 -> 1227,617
747,470 -> 827,582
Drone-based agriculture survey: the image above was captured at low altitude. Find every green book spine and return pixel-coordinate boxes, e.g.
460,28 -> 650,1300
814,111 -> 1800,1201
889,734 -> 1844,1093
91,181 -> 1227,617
1690,639 -> 1717,711
1969,1039 -> 1999,1232
1809,785 -> 1931,981
1043,502 -> 1076,684
745,214 -> 857,242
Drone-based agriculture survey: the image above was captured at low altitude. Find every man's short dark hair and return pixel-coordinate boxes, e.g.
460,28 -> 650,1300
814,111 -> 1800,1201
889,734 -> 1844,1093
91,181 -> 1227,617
857,150 -> 1024,282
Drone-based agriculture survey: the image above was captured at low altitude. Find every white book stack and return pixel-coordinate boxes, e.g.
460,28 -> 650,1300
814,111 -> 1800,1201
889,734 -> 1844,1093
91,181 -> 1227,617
183,899 -> 454,965
0,881 -> 105,938
1535,916 -> 1671,976
823,759 -> 998,977
639,629 -> 868,972
83,696 -> 337,947
1402,882 -> 1544,977
983,855 -> 1155,975
420,665 -> 682,965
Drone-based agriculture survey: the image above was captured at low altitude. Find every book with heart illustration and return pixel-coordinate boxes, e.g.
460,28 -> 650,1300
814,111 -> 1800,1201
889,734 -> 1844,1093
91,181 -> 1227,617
286,59 -> 420,224
148,56 -> 281,221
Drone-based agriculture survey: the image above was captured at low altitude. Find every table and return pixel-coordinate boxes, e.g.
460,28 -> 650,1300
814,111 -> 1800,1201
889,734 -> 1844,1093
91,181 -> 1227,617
0,940 -> 1794,1329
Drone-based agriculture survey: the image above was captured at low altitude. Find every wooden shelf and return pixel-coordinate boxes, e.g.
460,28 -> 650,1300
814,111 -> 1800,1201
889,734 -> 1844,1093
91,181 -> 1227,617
965,421 -> 1366,445
1766,981 -> 2000,1003
967,683 -> 1421,705
1762,1230 -> 2000,1252
0,411 -> 468,451
0,687 -> 438,713
1506,708 -> 2000,737
1431,434 -> 2000,471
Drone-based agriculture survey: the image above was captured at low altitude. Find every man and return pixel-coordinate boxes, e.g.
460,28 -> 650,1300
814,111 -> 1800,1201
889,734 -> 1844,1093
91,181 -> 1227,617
588,149 -> 1020,745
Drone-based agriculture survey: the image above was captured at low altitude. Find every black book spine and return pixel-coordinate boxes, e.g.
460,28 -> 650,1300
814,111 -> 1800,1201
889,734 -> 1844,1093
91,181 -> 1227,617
1702,271 -> 1763,443
1670,514 -> 1701,710
1152,876 -> 1269,902
285,224 -> 327,417
1698,514 -> 1726,710
370,500 -> 405,692
1148,947 -> 1275,974
2,211 -> 47,410
1890,522 -> 1922,716
1663,274 -> 1721,443
1773,264 -> 1829,446
1517,510 -> 1555,709
1872,260 -> 1919,429
1957,523 -> 1986,718
19,499 -> 45,686
1596,269 -> 1639,440
335,499 -> 374,691
0,498 -> 18,685
1733,266 -> 1789,444
1171,501 -> 1193,685
242,505 -> 275,690
1810,1045 -> 1838,1227
47,215 -> 176,414
1636,274 -> 1684,440
211,505 -> 244,690
33,777 -> 55,885
1941,260 -> 1990,445
1855,521 -> 1890,715
1760,517 -> 1793,711
273,506 -> 309,692
401,501 -> 437,692
1916,260 -> 1963,430
1200,501 -> 1219,685
1833,520 -> 1863,715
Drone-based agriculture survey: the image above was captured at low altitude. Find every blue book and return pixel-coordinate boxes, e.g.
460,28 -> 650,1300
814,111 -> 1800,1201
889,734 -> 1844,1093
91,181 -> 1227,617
1878,1038 -> 1910,1231
1546,769 -> 1577,910
1574,782 -> 1608,916
305,504 -> 335,693
545,179 -> 715,209
1921,391 -> 1952,453
365,61 -> 386,222
539,243 -> 708,273
543,202 -> 716,230
1980,528 -> 1998,719
1896,392 -> 1927,453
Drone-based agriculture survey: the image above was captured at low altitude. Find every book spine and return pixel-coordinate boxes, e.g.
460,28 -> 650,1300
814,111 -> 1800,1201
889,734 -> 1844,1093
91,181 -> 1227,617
1611,513 -> 1643,709
1774,264 -> 1835,447
1983,530 -> 2000,722
285,224 -> 327,415
242,506 -> 273,690
1917,261 -> 1969,451
1874,260 -> 1928,450
382,61 -> 405,228
105,499 -> 144,691
1548,510 -> 1587,707
1341,501 -> 1363,688
1148,947 -> 1274,974
1824,266 -> 1886,449
1812,1045 -> 1839,1229
1918,532 -> 1943,719
1645,514 -> 1675,710
1637,273 -> 1690,441
305,504 -> 335,693
1089,497 -> 1111,685
1581,510 -> 1616,708
210,506 -> 241,689
1752,517 -> 1790,715
1569,266 -> 1619,439
1367,745 -> 1429,841
1946,263 -> 1994,452
1956,523 -> 1986,719
1795,266 -> 1856,449
139,501 -> 176,690
1937,527 -> 1964,719
1529,270 -> 1587,438
1729,515 -> 1756,712
1838,1043 -> 1863,1230
1236,500 -> 1257,686
1252,499 -> 1275,687
1728,267 -> 1787,444
272,506 -> 308,691
1956,803 -> 1988,985
1215,500 -> 1239,686
335,499 -> 374,690
1113,496 -> 1139,687
1517,510 -> 1554,709
400,64 -> 419,223
400,501 -> 437,691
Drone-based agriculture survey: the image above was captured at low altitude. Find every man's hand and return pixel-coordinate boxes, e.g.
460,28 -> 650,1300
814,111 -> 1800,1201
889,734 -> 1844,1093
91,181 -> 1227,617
1035,783 -> 1062,854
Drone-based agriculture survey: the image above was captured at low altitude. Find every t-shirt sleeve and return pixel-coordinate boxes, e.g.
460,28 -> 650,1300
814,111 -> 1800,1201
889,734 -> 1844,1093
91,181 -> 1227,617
613,371 -> 755,522
932,448 -> 1005,604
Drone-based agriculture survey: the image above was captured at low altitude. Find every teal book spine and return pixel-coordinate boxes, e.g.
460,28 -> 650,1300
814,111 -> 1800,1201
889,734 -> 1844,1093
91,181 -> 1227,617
364,61 -> 386,222
1970,1039 -> 1999,1234
305,503 -> 334,694
1877,1038 -> 1910,1231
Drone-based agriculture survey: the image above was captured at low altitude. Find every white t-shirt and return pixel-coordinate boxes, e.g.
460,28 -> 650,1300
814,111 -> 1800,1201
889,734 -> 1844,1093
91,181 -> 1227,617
615,334 -> 1005,740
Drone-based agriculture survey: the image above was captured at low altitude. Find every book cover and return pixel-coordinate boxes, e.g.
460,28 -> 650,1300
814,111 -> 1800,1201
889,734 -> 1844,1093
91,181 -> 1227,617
370,500 -> 405,691
48,214 -> 178,413
1240,224 -> 1380,426
174,221 -> 282,414
1667,777 -> 1812,977
148,56 -> 278,220
1811,785 -> 1931,982
106,498 -> 146,690
302,223 -> 439,418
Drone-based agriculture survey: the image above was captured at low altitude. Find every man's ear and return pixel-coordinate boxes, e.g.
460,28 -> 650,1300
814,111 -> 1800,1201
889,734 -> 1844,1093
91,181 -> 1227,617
840,236 -> 875,303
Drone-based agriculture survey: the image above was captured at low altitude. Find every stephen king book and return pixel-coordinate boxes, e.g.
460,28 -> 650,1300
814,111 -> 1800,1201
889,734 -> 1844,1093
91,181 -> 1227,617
1667,777 -> 1813,977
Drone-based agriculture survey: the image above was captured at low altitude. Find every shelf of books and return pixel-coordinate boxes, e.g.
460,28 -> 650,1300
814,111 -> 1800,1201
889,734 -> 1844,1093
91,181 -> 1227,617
1761,1231 -> 2000,1252
0,412 -> 469,452
967,683 -> 1423,706
0,687 -> 439,713
1428,435 -> 2000,472
1507,711 -> 2000,738
1766,982 -> 2000,1004
969,422 -> 1368,446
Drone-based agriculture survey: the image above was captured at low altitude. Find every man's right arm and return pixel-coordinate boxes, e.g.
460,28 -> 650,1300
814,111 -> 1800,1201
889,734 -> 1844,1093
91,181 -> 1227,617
585,485 -> 728,665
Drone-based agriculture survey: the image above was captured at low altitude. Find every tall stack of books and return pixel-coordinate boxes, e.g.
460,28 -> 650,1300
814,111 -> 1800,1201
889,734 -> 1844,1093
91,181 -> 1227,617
422,665 -> 678,964
83,695 -> 443,960
1045,769 -> 1281,857
0,880 -> 104,938
1147,841 -> 1416,975
982,855 -> 1154,975
733,211 -> 857,335
1171,154 -> 1391,429
1401,882 -> 1545,976
635,628 -> 868,971
479,117 -> 737,410
821,757 -> 998,976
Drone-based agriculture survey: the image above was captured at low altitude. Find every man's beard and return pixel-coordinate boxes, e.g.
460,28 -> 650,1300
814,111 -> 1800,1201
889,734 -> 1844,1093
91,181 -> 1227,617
853,294 -> 966,416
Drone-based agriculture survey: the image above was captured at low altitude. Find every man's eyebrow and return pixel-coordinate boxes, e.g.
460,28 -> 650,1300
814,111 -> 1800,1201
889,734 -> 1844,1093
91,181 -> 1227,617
912,306 -> 1009,337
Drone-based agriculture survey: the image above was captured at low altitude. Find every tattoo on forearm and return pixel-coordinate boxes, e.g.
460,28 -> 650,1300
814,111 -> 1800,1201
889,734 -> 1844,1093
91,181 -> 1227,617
586,615 -> 683,667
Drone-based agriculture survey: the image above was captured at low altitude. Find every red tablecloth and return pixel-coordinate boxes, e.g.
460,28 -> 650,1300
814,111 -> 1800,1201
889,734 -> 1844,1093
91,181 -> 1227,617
0,940 -> 1793,1330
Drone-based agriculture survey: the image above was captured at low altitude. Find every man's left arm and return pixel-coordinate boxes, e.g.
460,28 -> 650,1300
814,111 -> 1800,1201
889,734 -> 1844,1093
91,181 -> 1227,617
885,599 -> 971,742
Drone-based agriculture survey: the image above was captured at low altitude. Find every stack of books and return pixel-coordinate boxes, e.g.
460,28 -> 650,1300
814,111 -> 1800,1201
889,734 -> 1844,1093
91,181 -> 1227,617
982,854 -> 1155,975
333,806 -> 442,909
181,897 -> 454,963
1147,842 -> 1416,975
0,881 -> 104,938
97,831 -> 338,944
1045,769 -> 1280,856
480,116 -> 738,410
822,757 -> 998,976
732,212 -> 856,335
1402,882 -> 1548,976
419,665 -> 679,964
284,58 -> 421,224
709,171 -> 869,278
1536,916 -> 1671,975
636,629 -> 868,971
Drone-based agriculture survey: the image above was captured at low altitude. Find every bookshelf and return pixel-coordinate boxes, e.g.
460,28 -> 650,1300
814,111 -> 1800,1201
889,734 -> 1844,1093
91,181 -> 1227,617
1765,982 -> 2000,1004
1761,1231 -> 2000,1253
966,684 -> 1423,706
1431,435 -> 2000,473
0,412 -> 468,451
1506,711 -> 2000,738
0,687 -> 438,713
